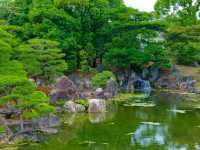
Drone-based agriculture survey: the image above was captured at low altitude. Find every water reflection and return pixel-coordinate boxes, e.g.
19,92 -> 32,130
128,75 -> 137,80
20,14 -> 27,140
195,144 -> 200,150
17,92 -> 200,150
64,113 -> 77,125
168,143 -> 188,150
89,113 -> 106,124
131,124 -> 168,147
89,101 -> 118,124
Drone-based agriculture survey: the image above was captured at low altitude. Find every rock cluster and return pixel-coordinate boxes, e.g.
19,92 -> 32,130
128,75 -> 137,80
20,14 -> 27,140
88,99 -> 106,113
50,76 -> 79,105
64,101 -> 85,113
155,66 -> 196,93
94,78 -> 118,99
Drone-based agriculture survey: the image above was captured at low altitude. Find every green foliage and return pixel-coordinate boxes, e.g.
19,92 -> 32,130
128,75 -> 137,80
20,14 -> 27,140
15,39 -> 68,85
75,99 -> 89,108
144,43 -> 171,68
79,50 -> 91,73
57,101 -> 65,107
155,0 -> 200,26
0,28 -> 55,124
1,0 -> 171,73
154,0 -> 200,66
91,71 -> 115,88
104,48 -> 146,69
104,44 -> 171,70
166,25 -> 200,65
0,126 -> 6,134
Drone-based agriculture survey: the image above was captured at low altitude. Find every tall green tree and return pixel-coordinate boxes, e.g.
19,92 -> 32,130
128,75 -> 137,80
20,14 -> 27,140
166,25 -> 200,65
0,28 -> 54,131
155,0 -> 200,25
14,39 -> 67,85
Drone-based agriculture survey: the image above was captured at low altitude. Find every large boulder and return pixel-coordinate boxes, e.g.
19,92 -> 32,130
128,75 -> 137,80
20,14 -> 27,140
88,99 -> 106,113
36,113 -> 60,128
118,72 -> 137,93
95,88 -> 104,99
50,76 -> 79,105
64,101 -> 85,113
179,76 -> 196,93
156,75 -> 178,89
155,69 -> 196,93
104,77 -> 118,99
69,74 -> 92,91
94,77 -> 118,99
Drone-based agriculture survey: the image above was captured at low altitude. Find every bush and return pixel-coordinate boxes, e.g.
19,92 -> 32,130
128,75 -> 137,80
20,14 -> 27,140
91,71 -> 115,88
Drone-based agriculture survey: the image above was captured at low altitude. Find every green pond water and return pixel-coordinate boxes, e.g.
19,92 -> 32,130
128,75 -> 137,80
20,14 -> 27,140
6,92 -> 200,150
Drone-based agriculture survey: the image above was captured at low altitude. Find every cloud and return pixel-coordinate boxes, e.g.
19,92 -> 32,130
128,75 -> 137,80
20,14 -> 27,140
123,0 -> 157,12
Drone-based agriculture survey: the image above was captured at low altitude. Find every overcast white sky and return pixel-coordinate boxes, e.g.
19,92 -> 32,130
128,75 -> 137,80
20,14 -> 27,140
123,0 -> 157,12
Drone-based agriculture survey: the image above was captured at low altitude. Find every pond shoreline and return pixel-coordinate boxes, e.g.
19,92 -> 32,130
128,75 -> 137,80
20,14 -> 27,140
1,89 -> 200,148
2,91 -> 200,149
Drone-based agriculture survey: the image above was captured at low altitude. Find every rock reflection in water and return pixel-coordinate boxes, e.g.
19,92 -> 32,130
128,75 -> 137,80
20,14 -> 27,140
89,113 -> 106,124
64,113 -> 77,125
131,124 -> 168,147
89,102 -> 118,124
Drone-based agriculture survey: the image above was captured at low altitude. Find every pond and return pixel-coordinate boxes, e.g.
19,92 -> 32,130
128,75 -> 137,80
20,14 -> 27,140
10,92 -> 200,149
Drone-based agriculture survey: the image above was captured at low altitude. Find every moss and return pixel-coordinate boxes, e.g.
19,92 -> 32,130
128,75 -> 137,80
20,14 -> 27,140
57,101 -> 65,107
0,126 -> 6,134
75,99 -> 89,108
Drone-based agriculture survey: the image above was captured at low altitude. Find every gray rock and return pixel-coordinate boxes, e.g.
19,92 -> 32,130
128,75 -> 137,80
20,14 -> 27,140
39,128 -> 58,134
64,101 -> 85,113
70,74 -> 92,90
0,134 -> 8,144
118,72 -> 137,93
179,76 -> 196,93
50,76 -> 79,105
83,79 -> 92,89
88,99 -> 106,113
95,88 -> 104,99
104,77 -> 118,98
156,76 -> 177,89
149,66 -> 159,81
156,73 -> 196,93
36,113 -> 60,128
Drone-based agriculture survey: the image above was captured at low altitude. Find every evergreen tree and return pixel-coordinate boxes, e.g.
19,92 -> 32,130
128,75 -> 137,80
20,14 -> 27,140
15,39 -> 67,85
0,28 -> 54,131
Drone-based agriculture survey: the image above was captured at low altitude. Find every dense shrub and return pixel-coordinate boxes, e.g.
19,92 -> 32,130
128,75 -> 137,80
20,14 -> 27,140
91,71 -> 115,88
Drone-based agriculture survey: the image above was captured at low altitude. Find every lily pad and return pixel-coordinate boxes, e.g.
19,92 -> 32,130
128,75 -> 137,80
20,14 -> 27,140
113,93 -> 148,101
108,122 -> 115,125
79,141 -> 96,145
141,122 -> 160,126
124,103 -> 156,107
102,143 -> 109,145
168,109 -> 187,114
126,132 -> 135,136
193,106 -> 200,109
